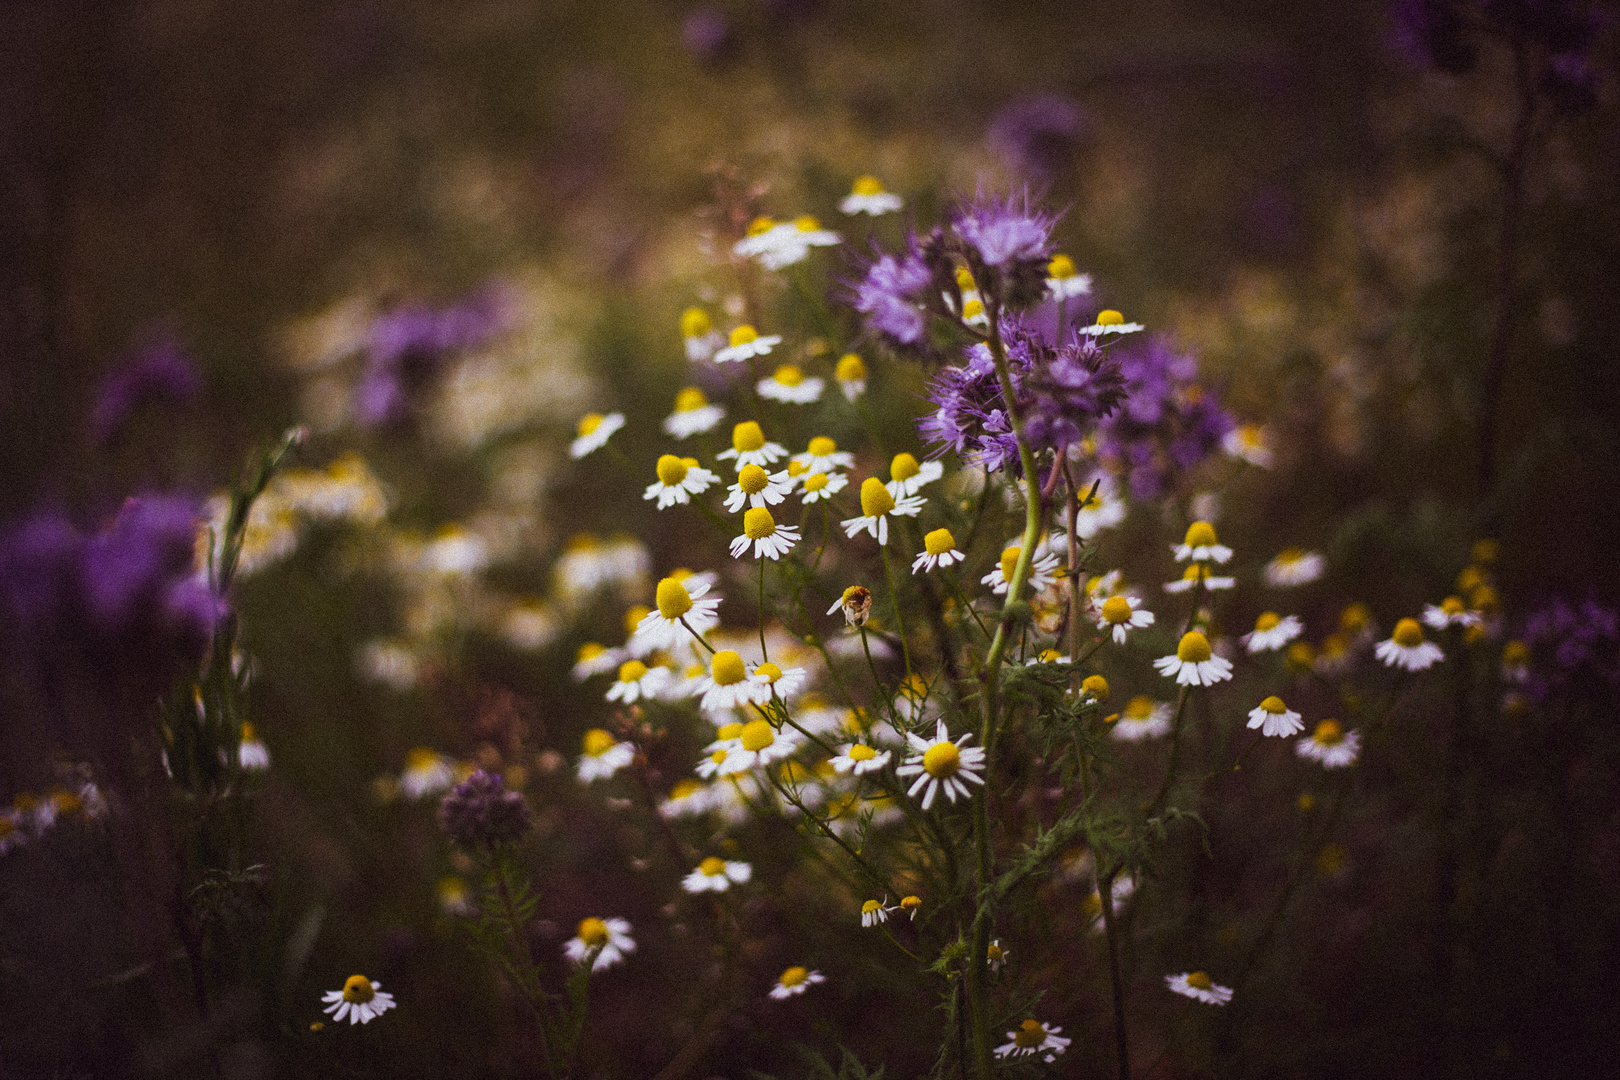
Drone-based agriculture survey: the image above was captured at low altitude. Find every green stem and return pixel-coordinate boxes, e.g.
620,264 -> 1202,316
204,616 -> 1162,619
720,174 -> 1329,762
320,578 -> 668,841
882,544 -> 915,682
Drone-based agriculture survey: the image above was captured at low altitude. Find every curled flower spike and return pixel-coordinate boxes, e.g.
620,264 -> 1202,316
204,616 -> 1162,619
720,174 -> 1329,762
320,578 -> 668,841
1246,695 -> 1304,737
1154,631 -> 1234,686
1375,618 -> 1444,671
1296,719 -> 1360,768
570,412 -> 624,459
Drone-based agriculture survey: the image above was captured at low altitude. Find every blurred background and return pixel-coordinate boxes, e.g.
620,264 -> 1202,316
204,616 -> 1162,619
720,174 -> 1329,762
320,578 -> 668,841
1,1 -> 1617,1077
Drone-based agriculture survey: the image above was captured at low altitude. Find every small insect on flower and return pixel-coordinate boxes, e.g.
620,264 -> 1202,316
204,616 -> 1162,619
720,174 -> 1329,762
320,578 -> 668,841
321,975 -> 396,1025
794,436 -> 855,474
896,719 -> 987,810
1046,253 -> 1093,299
1296,719 -> 1361,768
758,363 -> 824,404
1080,309 -> 1146,337
1155,631 -> 1235,687
842,477 -> 924,546
1223,422 -> 1275,468
994,1018 -> 1071,1063
830,585 -> 874,627
769,965 -> 826,999
606,660 -> 669,704
834,353 -> 867,400
1264,547 -> 1323,586
1112,695 -> 1173,741
569,412 -> 624,459
1164,563 -> 1236,593
1098,593 -> 1155,643
1166,970 -> 1233,1005
683,855 -> 752,893
238,722 -> 270,771
730,507 -> 801,560
1173,520 -> 1233,564
1243,611 -> 1304,653
1247,695 -> 1305,737
634,575 -> 723,652
680,308 -> 724,363
912,528 -> 965,574
716,421 -> 788,471
576,728 -> 636,783
714,324 -> 783,364
861,898 -> 893,927
698,651 -> 771,715
564,917 -> 636,972
1376,618 -> 1445,671
981,544 -> 1061,596
798,470 -> 848,504
987,939 -> 1009,971
664,385 -> 726,439
1423,596 -> 1483,631
645,454 -> 719,510
885,452 -> 945,499
401,748 -> 457,800
840,175 -> 903,216
724,463 -> 793,513
831,742 -> 892,776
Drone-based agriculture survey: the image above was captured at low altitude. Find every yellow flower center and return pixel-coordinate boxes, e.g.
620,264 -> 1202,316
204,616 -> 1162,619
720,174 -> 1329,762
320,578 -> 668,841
860,477 -> 896,518
955,266 -> 976,290
848,744 -> 877,762
1038,648 -> 1062,662
740,719 -> 775,753
624,605 -> 651,635
1000,547 -> 1022,584
674,386 -> 707,412
836,353 -> 866,381
779,760 -> 811,783
1125,696 -> 1155,720
1392,618 -> 1425,647
1176,631 -> 1213,663
1287,641 -> 1317,668
1313,719 -> 1344,745
799,437 -> 834,460
1471,585 -> 1499,614
680,308 -> 711,338
746,217 -> 776,236
618,660 -> 648,684
732,421 -> 766,453
743,507 -> 778,540
1275,546 -> 1303,566
582,728 -> 617,757
862,899 -> 882,914
922,740 -> 961,778
729,325 -> 759,347
851,175 -> 884,196
406,747 -> 440,771
804,473 -> 830,493
988,943 -> 1005,962
342,975 -> 376,1004
1184,521 -> 1218,548
1440,596 -> 1466,616
900,895 -> 921,912
709,750 -> 728,765
779,966 -> 809,988
1340,603 -> 1372,633
670,779 -> 702,800
793,215 -> 822,232
1101,596 -> 1133,624
740,463 -> 773,495
1082,675 -> 1110,700
773,364 -> 804,386
1186,971 -> 1213,991
1321,632 -> 1348,657
755,662 -> 783,684
717,722 -> 744,740
1014,1019 -> 1045,1048
711,651 -> 746,686
577,413 -> 604,437
1049,254 -> 1076,278
842,585 -> 869,607
1471,538 -> 1500,564
1095,309 -> 1125,326
577,917 -> 610,947
1503,640 -> 1530,666
1180,565 -> 1207,582
699,856 -> 727,876
576,642 -> 605,663
963,298 -> 985,319
656,454 -> 689,486
891,452 -> 921,482
241,721 -> 257,741
656,577 -> 693,620
1256,614 -> 1287,637
1260,695 -> 1288,715
924,528 -> 957,556
50,789 -> 81,814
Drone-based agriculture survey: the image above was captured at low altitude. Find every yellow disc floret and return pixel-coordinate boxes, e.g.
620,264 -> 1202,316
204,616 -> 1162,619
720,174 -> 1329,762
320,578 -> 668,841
582,728 -> 618,757
746,217 -> 775,236
794,215 -> 822,232
1082,674 -> 1110,700
922,740 -> 961,778
617,660 -> 648,684
738,463 -> 770,494
779,966 -> 809,988
577,413 -> 604,437
1176,631 -> 1213,663
1049,254 -> 1076,278
670,779 -> 702,800
1255,611 -> 1281,632
1125,695 -> 1155,720
1000,547 -> 1022,584
773,364 -> 804,386
963,298 -> 985,319
836,353 -> 866,381
656,577 -> 693,619
804,473 -> 830,493
808,436 -> 837,458
623,605 -> 651,635
656,454 -> 689,486
743,507 -> 777,540
891,452 -> 921,482
698,856 -> 727,876
862,898 -> 882,914
754,662 -> 783,684
860,477 -> 896,517
342,975 -> 376,1004
717,722 -> 744,740
729,325 -> 759,347
674,386 -> 708,412
577,917 -> 609,947
711,651 -> 746,686
1392,618 -> 1425,647
1101,596 -> 1133,624
1259,695 -> 1288,715
900,895 -> 921,913
732,421 -> 766,453
1313,719 -> 1344,744
1014,1019 -> 1045,1048
680,308 -> 711,338
1184,521 -> 1219,548
848,744 -> 877,762
1186,971 -> 1213,991
924,528 -> 957,556
851,175 -> 884,196
740,719 -> 775,752
1096,309 -> 1125,326
406,747 -> 441,771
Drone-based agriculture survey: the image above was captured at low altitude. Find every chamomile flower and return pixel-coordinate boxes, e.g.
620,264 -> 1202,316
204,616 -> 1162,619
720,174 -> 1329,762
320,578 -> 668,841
606,660 -> 669,704
716,421 -> 787,471
1045,253 -> 1094,299
718,719 -> 802,775
569,412 -> 624,459
1166,971 -> 1233,1005
860,898 -> 893,927
986,939 -> 1009,971
1154,631 -> 1235,687
995,1019 -> 1071,1064
682,855 -> 751,892
794,436 -> 856,474
736,216 -> 841,271
751,661 -> 808,701
663,386 -> 725,439
961,298 -> 990,329
769,966 -> 825,999
437,875 -> 473,916
834,353 -> 867,400
831,742 -> 891,775
695,652 -> 768,714
1247,695 -> 1305,737
576,728 -> 636,783
564,917 -> 635,972
1376,618 -> 1444,671
899,895 -> 922,919
238,722 -> 270,771
798,471 -> 848,503
840,175 -> 903,216
1081,309 -> 1146,337
1296,719 -> 1360,768
758,364 -> 824,404
1264,547 -> 1324,586
1423,596 -> 1483,630
1243,612 -> 1304,653
714,325 -> 783,364
885,452 -> 945,498
1097,594 -> 1155,643
724,463 -> 793,512
842,477 -> 924,546
401,748 -> 456,800
322,976 -> 396,1025
572,642 -> 624,680
645,454 -> 719,509
896,719 -> 986,810
1112,696 -> 1173,741
1074,474 -> 1127,537
980,544 -> 1061,596
658,778 -> 713,818
730,507 -> 800,560
1173,521 -> 1233,564
680,307 -> 724,363
1164,564 -> 1236,593
1223,422 -> 1275,467
634,576 -> 722,652
912,528 -> 964,573
829,585 -> 873,627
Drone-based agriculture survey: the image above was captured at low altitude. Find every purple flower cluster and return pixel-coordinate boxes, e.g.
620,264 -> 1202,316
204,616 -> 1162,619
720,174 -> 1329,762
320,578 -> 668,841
90,337 -> 203,445
850,242 -> 935,347
1521,598 -> 1620,701
354,286 -> 513,427
438,770 -> 533,850
986,94 -> 1088,182
1094,336 -> 1234,500
1391,0 -> 1601,112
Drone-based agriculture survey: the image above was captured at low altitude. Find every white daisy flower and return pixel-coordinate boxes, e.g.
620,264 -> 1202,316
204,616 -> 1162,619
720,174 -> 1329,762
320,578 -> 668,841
961,298 -> 990,329
793,436 -> 856,474
645,454 -> 719,509
839,175 -> 902,216
1080,309 -> 1146,337
606,660 -> 670,704
1165,970 -> 1233,1005
1246,695 -> 1305,737
769,965 -> 825,999
634,576 -> 722,652
321,976 -> 396,1025
831,742 -> 891,775
717,719 -> 802,775
680,307 -> 725,363
724,463 -> 793,512
576,728 -> 636,783
730,507 -> 801,560
980,545 -> 1061,596
834,353 -> 867,400
553,534 -> 650,602
798,470 -> 848,504
697,651 -> 771,715
572,642 -> 625,681
860,898 -> 893,927
682,855 -> 751,893
1164,564 -> 1236,593
1045,254 -> 1094,299
757,364 -> 824,404
1154,631 -> 1235,687
1223,422 -> 1275,468
1111,696 -> 1173,741
1423,596 -> 1483,630
987,939 -> 1009,971
1264,547 -> 1323,586
893,674 -> 937,725
564,917 -> 635,972
716,421 -> 788,471
895,719 -> 987,810
663,385 -> 726,440
885,452 -> 945,499
912,528 -> 965,574
713,324 -> 783,364
1376,618 -> 1444,671
658,778 -> 714,818
238,722 -> 270,771
842,477 -> 924,546
751,661 -> 808,702
1243,612 -> 1304,653
1173,520 -> 1234,564
569,412 -> 624,459
401,748 -> 456,800
1025,648 -> 1072,666
1097,594 -> 1155,643
994,1019 -> 1071,1064
1074,474 -> 1127,538
1296,719 -> 1360,768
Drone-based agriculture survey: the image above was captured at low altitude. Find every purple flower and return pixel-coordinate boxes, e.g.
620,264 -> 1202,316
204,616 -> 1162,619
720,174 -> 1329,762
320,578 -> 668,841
354,286 -> 513,427
82,497 -> 203,630
1523,599 -> 1620,698
953,193 -> 1056,310
439,770 -> 533,850
851,241 -> 936,346
1094,337 -> 1233,500
987,94 -> 1088,181
91,337 -> 202,445
681,7 -> 731,63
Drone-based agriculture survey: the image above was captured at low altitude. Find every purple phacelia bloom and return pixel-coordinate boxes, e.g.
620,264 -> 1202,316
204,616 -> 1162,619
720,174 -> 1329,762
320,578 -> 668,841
91,337 -> 203,445
354,286 -> 513,427
439,770 -> 534,850
953,193 -> 1055,270
82,496 -> 204,630
1095,337 -> 1233,500
987,94 -> 1088,181
851,242 -> 935,346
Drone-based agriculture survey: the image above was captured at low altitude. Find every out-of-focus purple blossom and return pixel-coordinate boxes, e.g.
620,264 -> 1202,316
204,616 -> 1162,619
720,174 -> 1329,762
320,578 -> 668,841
987,94 -> 1088,181
82,496 -> 202,629
1522,598 -> 1620,700
438,770 -> 533,850
1391,0 -> 1601,96
355,287 -> 513,427
1542,50 -> 1600,113
1095,336 -> 1234,500
0,513 -> 84,637
953,193 -> 1056,309
90,337 -> 202,445
851,241 -> 935,346
681,7 -> 732,63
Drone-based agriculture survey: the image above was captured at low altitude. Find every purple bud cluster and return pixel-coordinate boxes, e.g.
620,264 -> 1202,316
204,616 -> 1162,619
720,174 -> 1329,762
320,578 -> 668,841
1094,337 -> 1234,500
354,286 -> 513,427
1391,0 -> 1601,113
90,337 -> 203,445
438,770 -> 533,850
1520,598 -> 1620,701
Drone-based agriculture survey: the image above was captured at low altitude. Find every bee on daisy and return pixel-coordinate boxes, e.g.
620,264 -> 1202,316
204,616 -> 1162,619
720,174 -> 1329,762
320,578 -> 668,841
322,976 -> 396,1025
895,719 -> 986,810
769,965 -> 825,999
576,728 -> 636,783
713,324 -> 783,364
912,528 -> 964,574
716,421 -> 787,471
885,452 -> 944,498
757,363 -> 824,404
839,175 -> 903,216
1296,719 -> 1360,768
723,463 -> 793,512
842,477 -> 924,546
1097,593 -> 1155,643
563,917 -> 635,972
981,544 -> 1061,596
730,507 -> 800,560
1155,631 -> 1235,686
994,1019 -> 1071,1063
1247,695 -> 1305,737
645,454 -> 719,509
1376,618 -> 1445,671
682,856 -> 752,893
1243,611 -> 1304,653
1166,970 -> 1233,1005
569,411 -> 624,459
